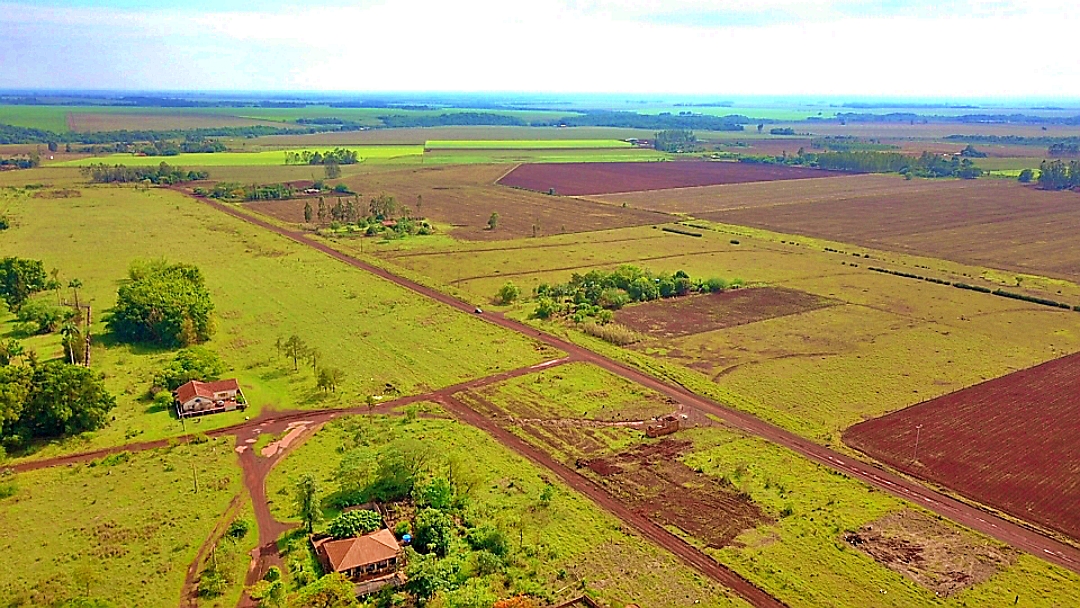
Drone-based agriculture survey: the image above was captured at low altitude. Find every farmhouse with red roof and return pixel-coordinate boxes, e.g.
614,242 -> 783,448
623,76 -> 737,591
173,379 -> 246,418
312,529 -> 405,595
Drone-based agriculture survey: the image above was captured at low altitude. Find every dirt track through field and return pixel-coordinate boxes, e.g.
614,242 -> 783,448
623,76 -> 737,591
195,196 -> 1080,579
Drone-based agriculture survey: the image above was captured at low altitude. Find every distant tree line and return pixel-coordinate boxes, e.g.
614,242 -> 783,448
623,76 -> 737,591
945,134 -> 1080,147
1036,159 -> 1080,191
769,127 -> 796,135
283,148 -> 360,165
81,162 -> 208,184
377,112 -> 529,128
741,149 -> 983,179
1048,142 -> 1080,156
833,112 -> 1080,126
653,129 -> 699,153
0,154 -> 40,169
534,110 -> 747,131
136,138 -> 228,156
197,182 -> 294,201
0,123 -> 314,145
809,136 -> 897,152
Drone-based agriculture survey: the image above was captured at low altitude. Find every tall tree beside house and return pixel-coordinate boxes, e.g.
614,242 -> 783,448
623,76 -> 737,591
294,474 -> 321,534
106,261 -> 214,347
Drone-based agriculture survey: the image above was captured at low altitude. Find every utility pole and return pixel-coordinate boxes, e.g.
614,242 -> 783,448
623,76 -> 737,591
913,424 -> 923,463
192,462 -> 199,494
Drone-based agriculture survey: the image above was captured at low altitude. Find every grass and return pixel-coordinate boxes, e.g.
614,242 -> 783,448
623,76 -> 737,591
0,105 -> 72,131
370,222 -> 1080,443
471,361 -> 674,422
50,146 -> 425,167
0,437 -> 242,607
421,148 -> 670,164
425,139 -> 632,149
678,426 -> 1080,608
264,409 -> 751,608
0,184 -> 555,462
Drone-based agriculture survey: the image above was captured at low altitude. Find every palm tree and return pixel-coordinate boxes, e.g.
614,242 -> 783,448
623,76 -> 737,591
60,321 -> 80,365
68,278 -> 83,310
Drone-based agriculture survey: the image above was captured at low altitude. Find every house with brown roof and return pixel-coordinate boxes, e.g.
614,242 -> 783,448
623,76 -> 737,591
174,379 -> 246,418
313,529 -> 403,585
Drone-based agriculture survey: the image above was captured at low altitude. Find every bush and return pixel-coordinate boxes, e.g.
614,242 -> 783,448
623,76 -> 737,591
580,322 -> 640,346
154,346 -> 226,390
394,520 -> 412,538
465,525 -> 509,556
227,518 -> 250,539
328,509 -> 383,539
1018,168 -> 1035,183
413,508 -> 454,556
496,281 -> 520,305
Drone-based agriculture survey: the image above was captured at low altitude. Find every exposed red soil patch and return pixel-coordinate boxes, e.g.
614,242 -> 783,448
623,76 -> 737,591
497,161 -> 850,196
580,439 -> 771,548
617,287 -> 837,339
701,179 -> 1080,282
844,350 -> 1080,543
245,164 -> 669,241
843,510 -> 1016,597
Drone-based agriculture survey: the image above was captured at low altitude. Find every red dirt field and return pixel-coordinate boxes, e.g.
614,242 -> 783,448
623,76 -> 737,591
843,350 -> 1080,543
244,164 -> 670,241
617,287 -> 837,338
497,161 -> 849,195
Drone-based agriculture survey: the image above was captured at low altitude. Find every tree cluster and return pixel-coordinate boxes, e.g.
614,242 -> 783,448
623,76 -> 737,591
1036,159 -> 1080,191
197,182 -> 293,201
529,265 -> 738,323
536,110 -> 746,131
0,359 -> 116,446
1048,142 -> 1080,156
746,149 -> 984,179
0,123 -> 312,145
0,257 -> 51,311
153,346 -> 226,391
137,138 -> 227,156
106,260 -> 214,347
653,129 -> 699,153
81,162 -> 208,185
0,154 -> 40,169
283,148 -> 360,166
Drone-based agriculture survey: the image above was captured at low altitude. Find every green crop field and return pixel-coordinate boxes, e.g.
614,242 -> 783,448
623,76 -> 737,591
264,410 -> 750,608
0,184 -> 554,462
0,438 -> 245,607
0,105 -> 72,131
51,145 -> 424,167
425,139 -> 632,149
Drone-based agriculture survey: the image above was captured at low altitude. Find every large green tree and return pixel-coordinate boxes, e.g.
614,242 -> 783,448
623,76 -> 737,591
153,346 -> 226,390
287,573 -> 358,608
294,474 -> 321,534
2,361 -> 116,441
107,262 -> 214,347
327,509 -> 382,539
0,257 -> 51,311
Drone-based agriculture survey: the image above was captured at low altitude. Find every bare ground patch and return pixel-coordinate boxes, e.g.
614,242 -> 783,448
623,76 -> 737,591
580,439 -> 771,548
617,287 -> 838,339
843,509 -> 1016,597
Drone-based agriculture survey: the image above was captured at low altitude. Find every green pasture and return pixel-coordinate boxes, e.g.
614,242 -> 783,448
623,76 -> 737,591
0,105 -> 72,132
422,148 -> 669,164
0,438 -> 244,607
51,145 -> 424,167
0,185 -> 554,462
425,139 -> 631,149
264,411 -> 750,608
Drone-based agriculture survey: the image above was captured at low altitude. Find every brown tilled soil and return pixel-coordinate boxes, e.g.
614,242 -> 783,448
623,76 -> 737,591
498,160 -> 848,196
581,439 -> 771,548
700,178 -> 1080,282
843,510 -> 1016,596
617,287 -> 837,339
244,164 -> 670,240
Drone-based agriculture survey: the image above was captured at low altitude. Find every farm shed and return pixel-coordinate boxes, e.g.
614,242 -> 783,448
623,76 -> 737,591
646,414 -> 680,438
174,379 -> 246,418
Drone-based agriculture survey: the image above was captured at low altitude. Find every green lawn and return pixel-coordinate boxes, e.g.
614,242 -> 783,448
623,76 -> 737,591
0,185 -> 555,462
425,139 -> 632,149
264,410 -> 751,608
0,438 -> 242,607
422,148 -> 670,164
50,146 -> 425,167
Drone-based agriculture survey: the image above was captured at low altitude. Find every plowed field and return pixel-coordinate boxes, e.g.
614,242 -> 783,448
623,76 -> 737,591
843,351 -> 1080,542
616,287 -> 837,338
700,179 -> 1080,281
245,164 -> 670,240
497,161 -> 847,195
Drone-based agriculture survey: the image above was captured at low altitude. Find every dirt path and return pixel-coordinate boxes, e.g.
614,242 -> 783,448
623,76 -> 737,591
181,492 -> 246,608
436,394 -> 786,607
201,197 -> 1080,576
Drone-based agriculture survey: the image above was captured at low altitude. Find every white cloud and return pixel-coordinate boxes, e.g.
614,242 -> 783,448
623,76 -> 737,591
1,0 -> 1078,97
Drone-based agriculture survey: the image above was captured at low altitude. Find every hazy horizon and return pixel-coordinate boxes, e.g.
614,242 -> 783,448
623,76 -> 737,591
3,1 -> 1080,99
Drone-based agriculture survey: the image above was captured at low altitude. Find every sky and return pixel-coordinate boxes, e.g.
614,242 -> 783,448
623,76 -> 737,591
2,0 -> 1079,99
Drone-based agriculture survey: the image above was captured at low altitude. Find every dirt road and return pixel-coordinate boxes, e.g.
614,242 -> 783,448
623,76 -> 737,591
202,198 -> 1080,576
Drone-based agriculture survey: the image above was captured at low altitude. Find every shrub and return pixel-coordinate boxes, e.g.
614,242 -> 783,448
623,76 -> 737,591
466,525 -> 509,556
394,520 -> 412,538
328,509 -> 383,539
580,322 -> 640,346
496,281 -> 520,305
154,346 -> 226,390
226,518 -> 250,539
